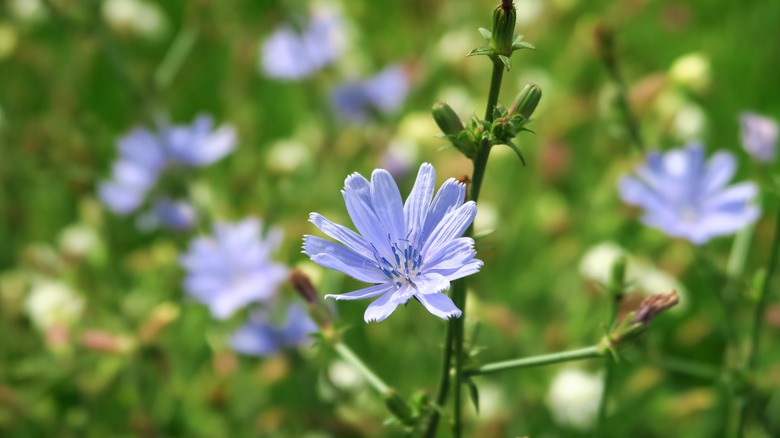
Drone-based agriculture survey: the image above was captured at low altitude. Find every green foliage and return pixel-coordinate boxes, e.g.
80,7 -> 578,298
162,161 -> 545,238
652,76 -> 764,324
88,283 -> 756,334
1,0 -> 779,437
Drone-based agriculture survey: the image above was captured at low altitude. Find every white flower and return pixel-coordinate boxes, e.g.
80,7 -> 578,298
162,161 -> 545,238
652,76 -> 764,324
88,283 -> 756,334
25,281 -> 85,330
669,52 -> 711,94
579,241 -> 688,311
102,0 -> 167,41
547,367 -> 604,430
59,223 -> 100,259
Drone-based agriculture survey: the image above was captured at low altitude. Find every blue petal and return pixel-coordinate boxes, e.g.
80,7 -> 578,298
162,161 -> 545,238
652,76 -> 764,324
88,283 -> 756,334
230,321 -> 281,357
261,26 -> 317,79
701,151 -> 736,195
414,272 -> 451,294
343,176 -> 392,257
279,303 -> 318,346
422,201 -> 477,256
118,128 -> 166,170
98,181 -> 147,214
404,163 -> 436,243
190,125 -> 237,166
310,253 -> 387,283
363,292 -> 401,323
363,65 -> 409,113
325,283 -> 393,301
309,213 -> 374,259
618,176 -> 672,214
692,207 -> 761,243
423,237 -> 477,271
370,169 -> 406,242
430,259 -> 483,281
420,179 -> 466,243
303,235 -> 379,274
415,292 -> 462,320
703,182 -> 758,212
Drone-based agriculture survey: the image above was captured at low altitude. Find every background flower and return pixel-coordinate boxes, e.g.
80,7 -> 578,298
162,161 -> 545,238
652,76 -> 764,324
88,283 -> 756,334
331,65 -> 410,122
618,143 -> 760,244
259,4 -> 347,80
740,112 -> 778,162
98,115 -> 235,228
180,218 -> 288,319
229,303 -> 318,357
304,163 -> 481,322
546,367 -> 604,431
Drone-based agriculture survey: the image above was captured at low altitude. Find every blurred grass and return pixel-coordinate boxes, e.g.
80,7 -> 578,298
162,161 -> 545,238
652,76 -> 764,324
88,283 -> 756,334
1,0 -> 780,436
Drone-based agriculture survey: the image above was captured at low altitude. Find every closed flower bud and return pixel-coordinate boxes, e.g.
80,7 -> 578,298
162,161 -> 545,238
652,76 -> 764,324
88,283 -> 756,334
432,101 -> 465,137
383,389 -> 413,425
508,83 -> 542,120
491,1 -> 517,56
432,102 -> 478,159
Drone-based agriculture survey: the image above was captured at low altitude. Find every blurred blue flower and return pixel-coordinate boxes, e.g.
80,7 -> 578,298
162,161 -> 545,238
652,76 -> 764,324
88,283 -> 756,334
331,65 -> 410,122
229,303 -> 318,357
98,115 -> 236,228
740,112 -> 777,162
304,163 -> 482,323
152,198 -> 197,230
260,5 -> 346,80
180,218 -> 288,319
619,143 -> 760,244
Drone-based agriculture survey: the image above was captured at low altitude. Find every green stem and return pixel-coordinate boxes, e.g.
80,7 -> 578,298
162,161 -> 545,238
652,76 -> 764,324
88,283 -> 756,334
425,56 -> 506,438
333,342 -> 389,394
596,264 -> 624,435
423,297 -> 457,438
154,28 -> 198,91
452,58 -> 505,438
607,66 -> 644,152
464,346 -> 604,377
657,355 -> 721,381
737,198 -> 780,435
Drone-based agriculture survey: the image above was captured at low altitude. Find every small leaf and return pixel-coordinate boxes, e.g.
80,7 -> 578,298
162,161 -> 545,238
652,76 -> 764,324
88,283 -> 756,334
465,379 -> 480,414
512,41 -> 536,51
501,141 -> 526,166
467,46 -> 494,57
498,54 -> 512,70
478,27 -> 492,41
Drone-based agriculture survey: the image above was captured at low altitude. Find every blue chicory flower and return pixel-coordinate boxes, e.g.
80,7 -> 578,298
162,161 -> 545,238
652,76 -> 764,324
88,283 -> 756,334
229,303 -> 318,357
180,218 -> 288,320
304,163 -> 482,323
618,143 -> 760,244
152,198 -> 197,230
331,65 -> 410,122
740,112 -> 778,163
260,5 -> 346,80
98,115 -> 236,227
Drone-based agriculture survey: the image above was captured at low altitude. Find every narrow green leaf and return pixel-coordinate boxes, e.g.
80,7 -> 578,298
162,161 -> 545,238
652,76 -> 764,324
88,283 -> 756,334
478,27 -> 492,41
498,54 -> 512,70
467,46 -> 494,57
465,379 -> 480,414
501,141 -> 526,166
512,41 -> 536,51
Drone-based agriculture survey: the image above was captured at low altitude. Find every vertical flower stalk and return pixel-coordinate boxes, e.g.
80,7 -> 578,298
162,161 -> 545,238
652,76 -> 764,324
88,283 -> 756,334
737,197 -> 780,435
427,2 -> 540,435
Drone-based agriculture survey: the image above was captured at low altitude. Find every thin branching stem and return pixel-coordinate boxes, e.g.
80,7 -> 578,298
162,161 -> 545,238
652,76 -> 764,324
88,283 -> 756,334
736,198 -> 780,435
464,346 -> 604,377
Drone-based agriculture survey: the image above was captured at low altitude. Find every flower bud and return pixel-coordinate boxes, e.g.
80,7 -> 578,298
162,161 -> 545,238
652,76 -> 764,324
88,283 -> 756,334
138,302 -> 180,344
432,101 -> 465,137
383,389 -> 413,425
608,256 -> 627,301
432,102 -> 478,159
491,1 -> 517,56
508,83 -> 542,120
290,269 -> 334,335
